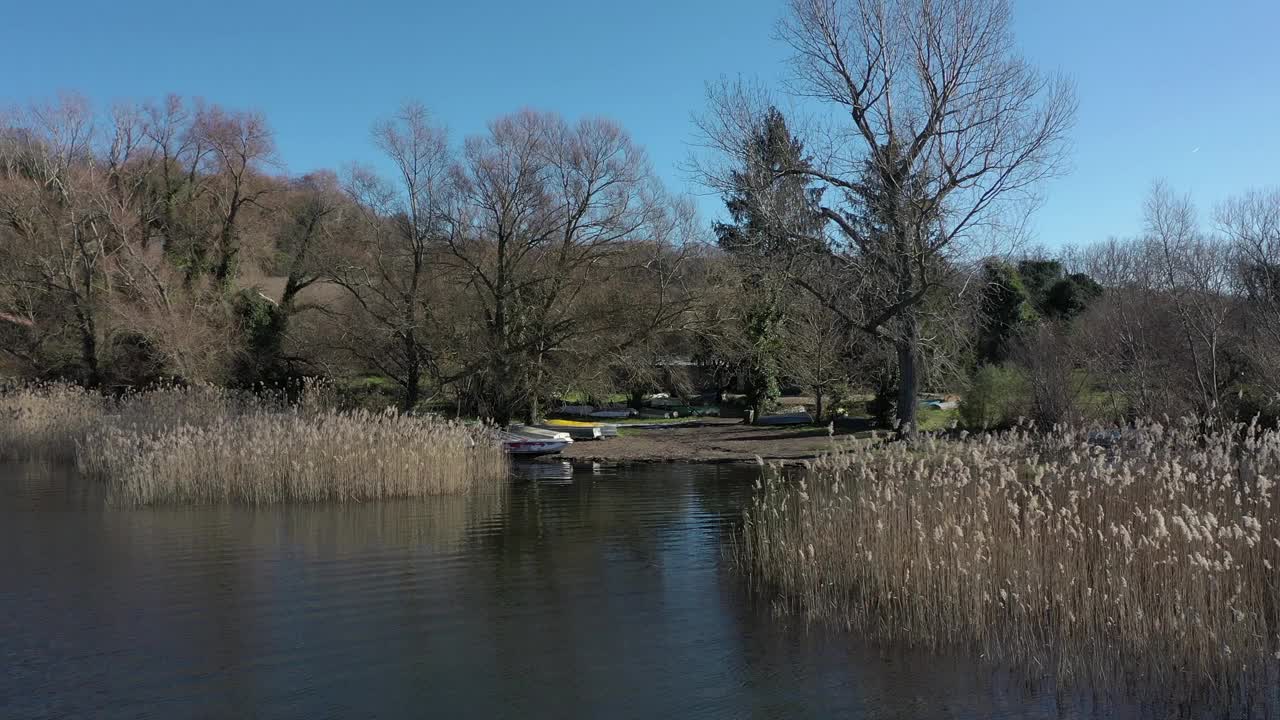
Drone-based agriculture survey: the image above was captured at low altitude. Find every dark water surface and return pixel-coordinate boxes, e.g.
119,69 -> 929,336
3,460 -> 1124,719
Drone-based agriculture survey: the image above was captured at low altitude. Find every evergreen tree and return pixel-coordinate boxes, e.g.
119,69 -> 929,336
714,107 -> 824,422
841,139 -> 946,433
976,260 -> 1038,365
1015,259 -> 1102,322
1043,272 -> 1103,321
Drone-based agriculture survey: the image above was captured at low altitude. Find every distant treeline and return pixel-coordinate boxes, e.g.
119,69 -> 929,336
3,95 -> 1279,429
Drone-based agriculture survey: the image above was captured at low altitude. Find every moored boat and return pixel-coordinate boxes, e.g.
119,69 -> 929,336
509,425 -> 574,442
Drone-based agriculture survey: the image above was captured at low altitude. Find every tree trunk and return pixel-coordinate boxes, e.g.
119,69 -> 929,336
403,367 -> 420,413
814,388 -> 824,424
896,315 -> 919,438
214,191 -> 242,288
402,329 -> 422,413
524,395 -> 540,425
75,307 -> 101,387
523,355 -> 547,425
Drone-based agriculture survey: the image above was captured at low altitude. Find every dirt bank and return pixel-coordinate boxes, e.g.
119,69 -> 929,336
549,418 -> 874,465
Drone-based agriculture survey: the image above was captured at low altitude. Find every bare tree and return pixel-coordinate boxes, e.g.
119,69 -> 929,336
192,105 -> 275,287
696,0 -> 1075,434
0,95 -> 120,385
442,110 -> 688,423
272,171 -> 347,314
1145,183 -> 1237,418
781,291 -> 850,421
329,103 -> 451,411
1219,189 -> 1280,408
1015,323 -> 1088,427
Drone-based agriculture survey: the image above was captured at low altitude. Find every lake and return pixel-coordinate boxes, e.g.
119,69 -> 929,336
0,460 -> 1187,718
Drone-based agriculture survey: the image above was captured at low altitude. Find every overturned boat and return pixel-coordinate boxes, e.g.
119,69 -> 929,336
540,419 -> 618,438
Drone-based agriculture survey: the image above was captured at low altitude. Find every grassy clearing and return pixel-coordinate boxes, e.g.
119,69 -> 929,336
734,420 -> 1280,702
1,383 -> 507,505
916,406 -> 958,432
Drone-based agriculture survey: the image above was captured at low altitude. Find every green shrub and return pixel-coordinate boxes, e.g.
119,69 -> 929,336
959,364 -> 1029,430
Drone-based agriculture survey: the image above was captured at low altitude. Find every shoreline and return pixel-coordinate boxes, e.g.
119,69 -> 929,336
531,419 -> 868,466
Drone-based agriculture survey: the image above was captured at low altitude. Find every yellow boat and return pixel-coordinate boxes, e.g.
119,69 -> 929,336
542,419 -> 618,438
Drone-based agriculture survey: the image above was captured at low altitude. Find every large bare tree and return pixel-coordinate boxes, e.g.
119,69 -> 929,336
329,103 -> 452,412
0,95 -> 125,385
697,0 -> 1075,434
192,105 -> 275,287
442,110 -> 691,423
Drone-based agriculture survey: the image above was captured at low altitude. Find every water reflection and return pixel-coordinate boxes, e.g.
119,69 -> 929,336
512,459 -> 575,483
0,461 -> 1253,718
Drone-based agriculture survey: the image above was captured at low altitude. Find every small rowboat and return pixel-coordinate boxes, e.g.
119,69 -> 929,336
500,431 -> 573,457
509,425 -> 574,442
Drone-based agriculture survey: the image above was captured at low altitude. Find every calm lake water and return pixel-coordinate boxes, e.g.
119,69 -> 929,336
0,460 -> 1202,719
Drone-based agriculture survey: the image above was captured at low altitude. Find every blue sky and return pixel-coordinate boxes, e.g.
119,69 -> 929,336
4,0 -> 1277,249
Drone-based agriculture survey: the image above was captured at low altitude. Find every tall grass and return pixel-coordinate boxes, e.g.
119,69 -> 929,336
1,383 -> 507,504
735,420 -> 1280,703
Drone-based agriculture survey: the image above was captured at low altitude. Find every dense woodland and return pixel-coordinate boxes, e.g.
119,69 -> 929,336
2,0 -> 1280,433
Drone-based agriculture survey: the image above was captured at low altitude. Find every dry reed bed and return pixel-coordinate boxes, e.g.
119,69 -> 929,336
0,383 -> 108,462
1,384 -> 508,504
735,421 -> 1280,700
0,383 -> 256,462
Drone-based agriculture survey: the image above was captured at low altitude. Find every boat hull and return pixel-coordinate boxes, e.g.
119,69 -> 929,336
535,423 -> 603,440
500,431 -> 573,456
541,419 -> 617,438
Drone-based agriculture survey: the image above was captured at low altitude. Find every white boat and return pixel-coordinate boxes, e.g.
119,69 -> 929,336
509,425 -> 574,442
500,430 -> 573,456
